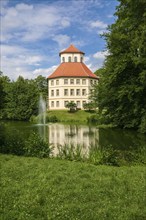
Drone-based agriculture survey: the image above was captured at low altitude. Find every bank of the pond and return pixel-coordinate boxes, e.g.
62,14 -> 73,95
43,110 -> 96,123
1,154 -> 145,220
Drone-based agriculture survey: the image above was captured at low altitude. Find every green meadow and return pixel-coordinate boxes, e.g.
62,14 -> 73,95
1,154 -> 146,220
46,110 -> 94,123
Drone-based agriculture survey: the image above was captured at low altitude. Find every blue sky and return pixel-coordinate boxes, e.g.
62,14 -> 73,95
1,0 -> 119,80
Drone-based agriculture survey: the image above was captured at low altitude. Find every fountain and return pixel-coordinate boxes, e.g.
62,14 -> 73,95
38,94 -> 46,125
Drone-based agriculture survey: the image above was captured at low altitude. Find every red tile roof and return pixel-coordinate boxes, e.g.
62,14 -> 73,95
48,62 -> 98,79
59,44 -> 85,56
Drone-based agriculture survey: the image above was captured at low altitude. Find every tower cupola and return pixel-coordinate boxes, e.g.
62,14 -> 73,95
59,44 -> 85,63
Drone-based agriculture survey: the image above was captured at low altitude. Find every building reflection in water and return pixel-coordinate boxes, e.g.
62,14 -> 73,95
47,123 -> 99,156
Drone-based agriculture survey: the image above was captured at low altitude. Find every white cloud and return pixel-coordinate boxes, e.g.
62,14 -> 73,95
1,3 -> 71,43
53,34 -> 71,48
84,50 -> 109,73
93,50 -> 109,59
84,56 -> 90,62
90,20 -> 107,29
32,66 -> 57,78
107,14 -> 114,18
0,44 -> 47,79
97,29 -> 106,35
61,18 -> 70,27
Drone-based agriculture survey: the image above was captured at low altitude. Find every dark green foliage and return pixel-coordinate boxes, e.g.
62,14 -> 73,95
0,73 -> 10,119
87,114 -> 99,123
83,102 -> 96,112
0,74 -> 47,121
34,75 -> 48,100
96,0 -> 146,133
46,115 -> 59,122
98,146 -> 146,166
87,111 -> 112,124
65,101 -> 77,112
0,129 -> 25,156
0,130 -> 52,158
24,133 -> 51,158
56,143 -> 146,166
5,76 -> 39,120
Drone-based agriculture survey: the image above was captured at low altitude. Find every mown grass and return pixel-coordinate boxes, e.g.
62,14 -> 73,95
1,154 -> 146,220
46,110 -> 94,123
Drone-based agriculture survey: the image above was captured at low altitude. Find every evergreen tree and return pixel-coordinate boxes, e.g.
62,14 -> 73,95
98,0 -> 146,133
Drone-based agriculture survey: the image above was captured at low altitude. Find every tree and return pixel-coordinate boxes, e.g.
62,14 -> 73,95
0,72 -> 10,119
65,101 -> 77,112
83,102 -> 96,112
5,76 -> 39,120
34,75 -> 48,100
97,0 -> 146,133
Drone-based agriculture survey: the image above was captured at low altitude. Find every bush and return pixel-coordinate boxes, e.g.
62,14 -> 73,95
46,115 -> 59,123
84,145 -> 146,166
24,132 -> 52,158
0,131 -> 25,156
87,114 -> 99,123
139,115 -> 146,134
0,130 -> 52,158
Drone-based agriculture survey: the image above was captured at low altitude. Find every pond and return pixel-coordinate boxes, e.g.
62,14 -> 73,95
0,121 -> 146,157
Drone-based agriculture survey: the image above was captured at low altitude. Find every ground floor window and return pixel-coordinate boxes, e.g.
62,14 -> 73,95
77,101 -> 80,108
82,101 -> 86,106
51,101 -> 54,107
64,101 -> 68,107
56,101 -> 59,107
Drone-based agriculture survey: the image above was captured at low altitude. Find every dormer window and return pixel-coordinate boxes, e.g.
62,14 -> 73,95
62,57 -> 65,62
68,56 -> 71,62
74,56 -> 77,62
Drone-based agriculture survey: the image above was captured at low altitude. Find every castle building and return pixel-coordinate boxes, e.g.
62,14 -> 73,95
48,44 -> 99,110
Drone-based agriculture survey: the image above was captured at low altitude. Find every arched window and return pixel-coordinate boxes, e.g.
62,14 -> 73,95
74,56 -> 77,62
62,57 -> 65,62
80,57 -> 83,62
68,56 -> 71,62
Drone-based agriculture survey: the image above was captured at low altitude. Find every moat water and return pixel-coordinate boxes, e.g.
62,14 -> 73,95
0,121 -> 146,156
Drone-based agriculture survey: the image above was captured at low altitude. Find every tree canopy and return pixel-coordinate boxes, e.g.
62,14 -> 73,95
65,101 -> 77,112
96,0 -> 146,133
0,74 -> 48,121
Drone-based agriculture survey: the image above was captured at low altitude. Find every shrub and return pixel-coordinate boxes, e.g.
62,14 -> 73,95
0,130 -> 25,156
138,115 -> 146,134
83,102 -> 96,112
46,115 -> 59,123
24,132 -> 52,158
65,101 -> 77,112
87,114 -> 99,123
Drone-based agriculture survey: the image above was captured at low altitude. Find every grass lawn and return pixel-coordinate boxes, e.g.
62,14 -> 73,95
1,154 -> 146,220
47,110 -> 94,123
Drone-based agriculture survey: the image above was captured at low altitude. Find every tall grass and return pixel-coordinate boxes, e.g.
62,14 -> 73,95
55,143 -> 146,166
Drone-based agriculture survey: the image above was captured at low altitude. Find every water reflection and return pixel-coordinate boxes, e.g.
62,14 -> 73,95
0,121 -> 146,156
48,124 -> 99,156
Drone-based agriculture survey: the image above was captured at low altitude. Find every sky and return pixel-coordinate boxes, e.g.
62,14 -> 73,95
0,0 -> 119,80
